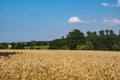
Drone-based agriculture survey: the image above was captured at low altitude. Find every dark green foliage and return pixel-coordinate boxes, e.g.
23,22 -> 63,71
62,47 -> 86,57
99,30 -> 105,36
49,29 -> 86,50
12,43 -> 25,49
49,38 -> 66,49
0,43 -> 8,49
1,41 -> 50,49
0,29 -> 119,51
84,42 -> 94,50
86,30 -> 119,51
30,46 -> 34,49
35,47 -> 41,50
49,29 -> 120,51
112,44 -> 120,51
25,41 -> 49,46
66,29 -> 86,50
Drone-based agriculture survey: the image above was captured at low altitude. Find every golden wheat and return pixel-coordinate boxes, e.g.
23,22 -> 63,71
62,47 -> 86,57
0,50 -> 120,80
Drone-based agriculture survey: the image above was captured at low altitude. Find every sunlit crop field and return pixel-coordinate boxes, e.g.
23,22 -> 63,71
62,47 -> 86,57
0,50 -> 120,80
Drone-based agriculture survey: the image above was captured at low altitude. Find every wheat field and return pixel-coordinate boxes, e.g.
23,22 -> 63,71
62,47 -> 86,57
0,50 -> 120,80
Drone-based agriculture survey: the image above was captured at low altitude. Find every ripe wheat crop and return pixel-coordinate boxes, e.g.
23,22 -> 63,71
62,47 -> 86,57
0,50 -> 120,80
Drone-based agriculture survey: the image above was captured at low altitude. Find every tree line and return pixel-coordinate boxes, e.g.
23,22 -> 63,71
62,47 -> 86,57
0,41 -> 50,49
49,29 -> 120,51
0,29 -> 120,51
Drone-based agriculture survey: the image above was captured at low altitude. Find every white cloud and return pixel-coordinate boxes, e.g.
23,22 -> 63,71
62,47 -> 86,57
68,16 -> 82,23
101,3 -> 110,7
102,0 -> 120,7
103,18 -> 120,25
117,0 -> 120,6
68,17 -> 97,24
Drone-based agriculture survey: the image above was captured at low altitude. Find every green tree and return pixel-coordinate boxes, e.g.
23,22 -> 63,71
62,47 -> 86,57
110,30 -> 114,35
105,30 -> 109,35
87,31 -> 92,37
75,42 -> 94,50
49,38 -> 66,49
112,44 -> 120,51
14,43 -> 25,49
0,43 -> 8,49
118,30 -> 120,45
66,29 -> 86,50
99,30 -> 105,36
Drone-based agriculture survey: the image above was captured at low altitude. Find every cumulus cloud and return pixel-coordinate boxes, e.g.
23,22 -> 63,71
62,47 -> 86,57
117,0 -> 120,6
101,0 -> 120,7
68,17 -> 97,24
103,18 -> 120,25
101,3 -> 110,7
68,16 -> 82,23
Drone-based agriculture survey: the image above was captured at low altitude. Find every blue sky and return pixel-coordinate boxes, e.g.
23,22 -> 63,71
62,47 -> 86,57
0,0 -> 120,42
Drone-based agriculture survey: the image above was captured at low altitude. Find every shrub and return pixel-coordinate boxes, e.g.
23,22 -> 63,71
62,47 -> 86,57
112,44 -> 120,51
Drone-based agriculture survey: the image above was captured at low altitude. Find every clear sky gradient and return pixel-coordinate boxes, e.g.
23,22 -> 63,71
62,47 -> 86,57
0,0 -> 120,42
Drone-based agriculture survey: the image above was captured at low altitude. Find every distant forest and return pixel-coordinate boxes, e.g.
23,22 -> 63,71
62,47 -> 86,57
0,29 -> 120,51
